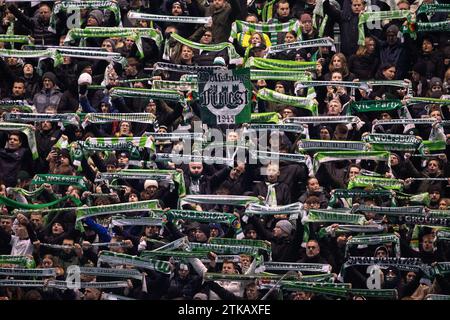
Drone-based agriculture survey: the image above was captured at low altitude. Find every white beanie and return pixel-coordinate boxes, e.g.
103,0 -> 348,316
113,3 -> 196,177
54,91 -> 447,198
144,180 -> 158,189
275,220 -> 293,236
78,72 -> 92,85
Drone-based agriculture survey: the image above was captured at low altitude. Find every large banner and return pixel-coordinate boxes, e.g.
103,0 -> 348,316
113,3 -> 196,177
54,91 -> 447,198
198,68 -> 251,125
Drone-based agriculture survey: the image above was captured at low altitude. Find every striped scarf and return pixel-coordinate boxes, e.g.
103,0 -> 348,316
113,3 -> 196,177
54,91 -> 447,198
153,62 -> 224,74
249,69 -> 312,81
76,200 -> 160,222
248,123 -> 305,133
298,140 -> 366,152
98,251 -> 170,274
84,136 -> 155,150
303,209 -> 367,225
127,11 -> 210,24
362,133 -> 424,153
250,112 -> 280,123
229,19 -> 301,41
267,37 -> 335,55
83,113 -> 156,127
245,202 -> 302,216
347,176 -> 403,190
313,151 -> 390,174
346,234 -> 401,258
0,48 -> 63,67
180,195 -> 261,207
166,209 -> 237,225
0,100 -> 36,113
284,116 -> 361,125
110,87 -> 185,104
0,123 -> 38,159
111,216 -> 163,226
152,80 -> 198,92
246,57 -> 317,71
256,88 -> 318,115
65,27 -> 163,58
0,255 -> 35,268
0,35 -> 32,44
4,112 -> 80,126
170,33 -> 242,65
295,81 -> 370,91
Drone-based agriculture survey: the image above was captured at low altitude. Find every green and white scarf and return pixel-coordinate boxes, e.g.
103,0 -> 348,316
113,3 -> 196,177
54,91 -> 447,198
153,62 -> 224,74
230,19 -> 301,41
248,123 -> 305,133
4,112 -> 80,126
342,256 -> 424,273
127,11 -> 210,24
267,37 -> 335,55
111,216 -> 163,227
0,100 -> 36,113
362,133 -> 424,153
209,237 -> 271,252
78,267 -> 142,280
0,122 -> 38,159
0,35 -> 32,44
246,57 -> 316,71
257,88 -> 318,115
112,169 -> 186,196
250,69 -> 311,81
152,80 -> 198,92
55,47 -> 127,65
295,81 -> 370,91
166,209 -> 237,225
407,97 -> 450,106
50,1 -> 121,31
97,251 -> 170,274
328,189 -> 392,207
245,202 -> 302,216
346,234 -> 400,257
83,113 -> 156,127
298,140 -> 365,152
347,176 -> 403,190
31,174 -> 88,190
358,10 -> 409,45
260,262 -> 331,273
141,250 -> 210,259
84,136 -> 155,150
352,205 -> 424,215
284,116 -> 361,125
180,195 -> 260,207
145,132 -> 203,141
0,255 -> 35,268
76,200 -> 160,221
170,33 -> 242,65
0,48 -> 63,67
313,151 -> 390,174
303,209 -> 367,225
110,87 -> 185,104
250,112 -> 280,123
65,27 -> 163,57
347,100 -> 403,115
155,153 -> 234,166
425,294 -> 450,301
0,268 -> 56,277
250,150 -> 313,173
188,243 -> 259,255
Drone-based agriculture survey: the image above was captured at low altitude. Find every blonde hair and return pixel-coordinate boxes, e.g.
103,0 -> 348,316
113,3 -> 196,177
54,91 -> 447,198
356,37 -> 375,57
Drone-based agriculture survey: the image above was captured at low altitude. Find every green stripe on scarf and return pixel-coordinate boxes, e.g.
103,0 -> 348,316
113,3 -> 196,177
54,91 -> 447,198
97,251 -> 170,274
31,174 -> 88,190
171,33 -> 242,64
313,151 -> 390,174
347,176 -> 403,190
257,88 -> 318,115
298,140 -> 366,152
303,209 -> 367,225
246,57 -> 316,71
347,100 -> 403,115
76,200 -> 160,221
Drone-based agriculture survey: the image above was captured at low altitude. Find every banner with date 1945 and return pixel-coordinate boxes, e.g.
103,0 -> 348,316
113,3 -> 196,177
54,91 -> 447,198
198,68 -> 251,125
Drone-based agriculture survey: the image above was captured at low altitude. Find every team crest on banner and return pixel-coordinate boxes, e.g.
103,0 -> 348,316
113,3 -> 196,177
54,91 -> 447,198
198,68 -> 251,125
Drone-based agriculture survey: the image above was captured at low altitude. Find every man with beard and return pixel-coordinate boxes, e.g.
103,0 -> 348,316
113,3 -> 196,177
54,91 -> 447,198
7,3 -> 59,45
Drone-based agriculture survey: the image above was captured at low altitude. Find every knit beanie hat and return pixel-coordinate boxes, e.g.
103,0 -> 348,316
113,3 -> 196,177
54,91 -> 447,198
89,10 -> 104,26
275,220 -> 293,236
